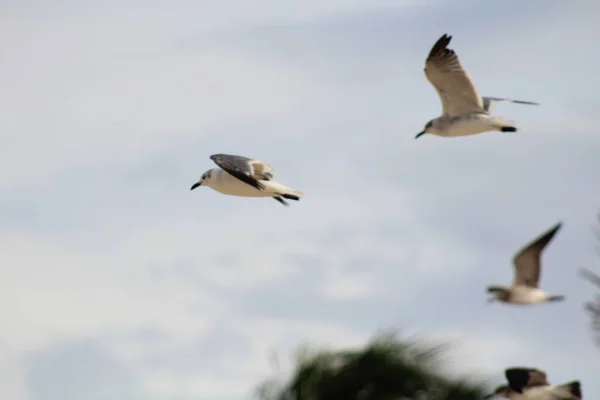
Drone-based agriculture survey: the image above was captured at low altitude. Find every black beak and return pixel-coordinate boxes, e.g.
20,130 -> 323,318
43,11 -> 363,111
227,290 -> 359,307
415,131 -> 426,139
190,182 -> 201,191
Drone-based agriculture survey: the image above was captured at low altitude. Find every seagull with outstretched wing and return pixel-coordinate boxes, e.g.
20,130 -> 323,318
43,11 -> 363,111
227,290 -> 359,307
416,34 -> 539,139
486,222 -> 565,305
190,154 -> 303,206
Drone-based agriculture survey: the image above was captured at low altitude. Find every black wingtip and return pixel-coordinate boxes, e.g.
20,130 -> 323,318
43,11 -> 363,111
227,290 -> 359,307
566,381 -> 582,399
440,33 -> 452,45
534,222 -> 563,245
210,153 -> 236,161
547,222 -> 563,236
428,33 -> 453,58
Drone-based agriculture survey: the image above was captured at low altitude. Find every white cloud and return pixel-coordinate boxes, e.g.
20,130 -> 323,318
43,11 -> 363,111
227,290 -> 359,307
0,345 -> 28,400
319,266 -> 376,301
0,35 -> 333,191
0,232 -> 225,348
0,177 -> 489,399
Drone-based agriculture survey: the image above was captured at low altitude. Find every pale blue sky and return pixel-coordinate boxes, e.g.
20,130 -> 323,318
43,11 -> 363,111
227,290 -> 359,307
1,0 -> 599,399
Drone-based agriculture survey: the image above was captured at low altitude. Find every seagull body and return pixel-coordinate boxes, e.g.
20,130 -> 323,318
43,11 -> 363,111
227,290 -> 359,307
190,154 -> 303,206
487,367 -> 582,400
487,222 -> 564,305
491,285 -> 557,305
416,34 -> 539,139
516,384 -> 582,400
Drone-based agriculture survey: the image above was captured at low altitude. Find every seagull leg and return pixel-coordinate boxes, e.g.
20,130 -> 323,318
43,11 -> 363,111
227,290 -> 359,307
272,196 -> 289,206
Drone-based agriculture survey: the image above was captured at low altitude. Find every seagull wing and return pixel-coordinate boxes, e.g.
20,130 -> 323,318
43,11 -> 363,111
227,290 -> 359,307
505,368 -> 550,392
512,222 -> 562,288
249,160 -> 274,181
482,96 -> 540,113
210,154 -> 266,190
424,34 -> 485,118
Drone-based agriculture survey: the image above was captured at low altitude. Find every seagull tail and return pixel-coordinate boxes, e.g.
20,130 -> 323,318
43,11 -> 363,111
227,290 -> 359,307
265,181 -> 304,201
554,381 -> 581,400
490,117 -> 517,133
280,188 -> 303,201
281,192 -> 302,201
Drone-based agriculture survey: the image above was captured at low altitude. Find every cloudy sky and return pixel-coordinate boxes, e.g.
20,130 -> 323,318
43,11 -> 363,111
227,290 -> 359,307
1,0 -> 600,399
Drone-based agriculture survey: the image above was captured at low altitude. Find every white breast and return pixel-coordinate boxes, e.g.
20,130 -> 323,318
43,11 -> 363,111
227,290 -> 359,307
445,115 -> 496,137
510,286 -> 550,304
522,386 -> 559,400
208,169 -> 269,198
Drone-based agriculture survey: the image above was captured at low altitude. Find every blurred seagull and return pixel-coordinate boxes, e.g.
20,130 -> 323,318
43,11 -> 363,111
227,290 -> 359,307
190,154 -> 303,206
487,222 -> 565,305
416,34 -> 539,139
486,367 -> 582,400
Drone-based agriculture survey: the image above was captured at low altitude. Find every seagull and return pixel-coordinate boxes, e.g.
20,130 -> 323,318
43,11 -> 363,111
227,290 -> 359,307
487,222 -> 565,305
486,367 -> 582,399
190,154 -> 303,206
416,34 -> 539,139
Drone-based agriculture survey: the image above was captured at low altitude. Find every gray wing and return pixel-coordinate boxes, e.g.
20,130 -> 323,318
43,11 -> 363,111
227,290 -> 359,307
482,96 -> 540,113
512,222 -> 562,288
505,368 -> 550,392
424,34 -> 485,118
210,153 -> 266,190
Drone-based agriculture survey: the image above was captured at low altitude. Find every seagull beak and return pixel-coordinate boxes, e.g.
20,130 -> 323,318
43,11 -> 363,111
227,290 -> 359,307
415,131 -> 426,139
190,182 -> 201,191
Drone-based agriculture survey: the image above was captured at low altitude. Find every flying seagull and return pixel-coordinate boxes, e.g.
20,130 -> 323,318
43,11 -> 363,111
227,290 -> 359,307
190,154 -> 303,206
487,222 -> 565,305
416,34 -> 539,139
486,367 -> 582,399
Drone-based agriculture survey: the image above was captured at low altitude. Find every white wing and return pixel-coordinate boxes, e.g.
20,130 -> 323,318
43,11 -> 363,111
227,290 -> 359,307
249,160 -> 274,180
424,34 -> 485,117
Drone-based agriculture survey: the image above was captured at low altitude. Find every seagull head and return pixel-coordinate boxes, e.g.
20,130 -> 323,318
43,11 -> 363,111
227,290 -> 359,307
190,170 -> 212,190
415,120 -> 434,139
486,286 -> 509,303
